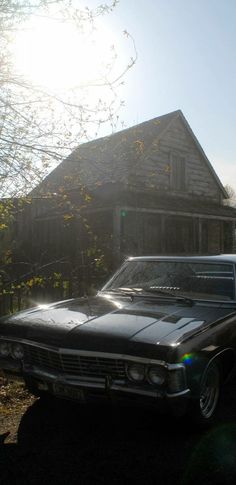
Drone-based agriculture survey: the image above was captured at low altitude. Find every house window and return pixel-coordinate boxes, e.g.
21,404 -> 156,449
170,153 -> 186,191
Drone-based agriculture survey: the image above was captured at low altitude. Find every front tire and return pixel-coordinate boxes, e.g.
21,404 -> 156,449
189,361 -> 221,424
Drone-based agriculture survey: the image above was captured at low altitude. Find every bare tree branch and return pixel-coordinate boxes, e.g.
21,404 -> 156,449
0,0 -> 136,197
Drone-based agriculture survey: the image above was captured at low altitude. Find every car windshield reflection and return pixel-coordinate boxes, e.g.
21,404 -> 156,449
103,261 -> 235,301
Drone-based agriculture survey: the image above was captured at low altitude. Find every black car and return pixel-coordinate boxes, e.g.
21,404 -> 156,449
1,255 -> 236,423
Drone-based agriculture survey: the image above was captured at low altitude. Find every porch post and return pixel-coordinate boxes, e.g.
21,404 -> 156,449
198,218 -> 202,254
160,214 -> 166,253
112,207 -> 122,267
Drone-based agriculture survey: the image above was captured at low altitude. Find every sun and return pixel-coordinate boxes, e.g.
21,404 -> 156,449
12,16 -> 116,91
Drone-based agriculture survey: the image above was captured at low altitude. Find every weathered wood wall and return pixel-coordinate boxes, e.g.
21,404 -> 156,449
129,116 -> 221,202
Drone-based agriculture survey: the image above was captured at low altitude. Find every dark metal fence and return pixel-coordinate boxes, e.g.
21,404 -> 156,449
0,278 -> 73,317
0,247 -> 113,317
0,263 -> 110,317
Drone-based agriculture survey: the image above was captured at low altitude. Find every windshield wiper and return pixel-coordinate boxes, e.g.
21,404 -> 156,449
142,287 -> 193,306
106,287 -> 143,296
105,286 -> 193,305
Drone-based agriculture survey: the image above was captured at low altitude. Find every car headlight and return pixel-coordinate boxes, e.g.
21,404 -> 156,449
147,366 -> 167,386
0,342 -> 11,357
126,363 -> 146,382
11,343 -> 24,360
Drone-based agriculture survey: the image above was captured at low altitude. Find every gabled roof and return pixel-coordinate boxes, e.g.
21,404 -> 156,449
32,110 -> 228,199
175,111 -> 228,198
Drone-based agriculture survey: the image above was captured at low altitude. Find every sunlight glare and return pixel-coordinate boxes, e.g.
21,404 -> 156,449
13,17 -> 116,90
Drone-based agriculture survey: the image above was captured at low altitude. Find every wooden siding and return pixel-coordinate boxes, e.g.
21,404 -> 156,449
129,116 -> 221,202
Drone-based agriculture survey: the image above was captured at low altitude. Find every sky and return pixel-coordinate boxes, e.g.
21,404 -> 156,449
13,0 -> 236,191
101,0 -> 236,190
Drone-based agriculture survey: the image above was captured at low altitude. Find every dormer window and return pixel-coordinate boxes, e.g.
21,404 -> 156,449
170,153 -> 186,191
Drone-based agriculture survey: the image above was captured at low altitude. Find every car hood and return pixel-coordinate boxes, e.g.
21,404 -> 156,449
0,294 -> 235,353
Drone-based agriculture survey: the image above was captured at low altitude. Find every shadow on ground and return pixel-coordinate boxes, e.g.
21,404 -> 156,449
1,391 -> 236,485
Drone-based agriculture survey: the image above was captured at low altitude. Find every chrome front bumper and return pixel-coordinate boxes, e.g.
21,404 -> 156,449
0,338 -> 190,400
2,363 -> 190,400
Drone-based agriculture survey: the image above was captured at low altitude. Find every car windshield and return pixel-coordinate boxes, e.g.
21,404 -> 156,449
103,260 -> 235,301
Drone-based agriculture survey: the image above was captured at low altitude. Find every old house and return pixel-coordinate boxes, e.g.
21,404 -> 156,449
16,110 -> 236,281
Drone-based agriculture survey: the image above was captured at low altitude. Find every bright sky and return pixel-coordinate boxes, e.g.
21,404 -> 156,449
13,0 -> 236,190
107,0 -> 236,190
14,17 -> 116,91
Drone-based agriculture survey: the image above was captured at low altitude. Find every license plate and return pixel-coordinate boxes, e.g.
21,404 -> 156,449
53,383 -> 85,401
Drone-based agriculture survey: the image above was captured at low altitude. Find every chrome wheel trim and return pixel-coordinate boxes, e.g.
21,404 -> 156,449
199,364 -> 220,419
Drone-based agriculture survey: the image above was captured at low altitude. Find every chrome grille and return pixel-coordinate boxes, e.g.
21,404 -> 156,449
62,354 -> 125,378
24,345 -> 126,379
24,346 -> 61,372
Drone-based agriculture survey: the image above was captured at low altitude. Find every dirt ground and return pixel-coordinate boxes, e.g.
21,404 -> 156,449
0,380 -> 35,444
1,380 -> 236,485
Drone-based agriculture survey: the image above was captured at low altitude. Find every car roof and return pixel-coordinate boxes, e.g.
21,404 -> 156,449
128,254 -> 236,264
